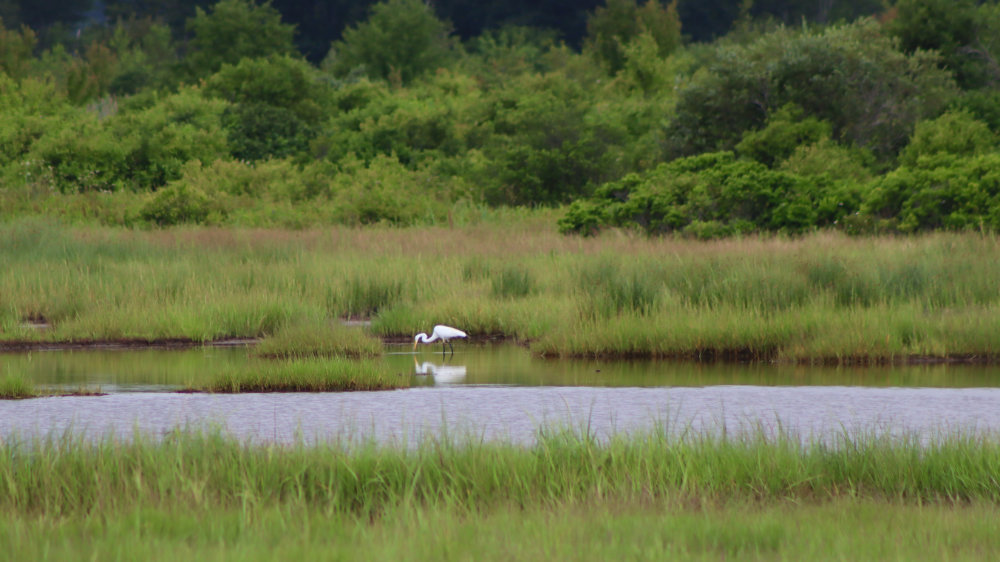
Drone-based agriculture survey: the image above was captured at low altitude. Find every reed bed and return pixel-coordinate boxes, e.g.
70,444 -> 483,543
3,219 -> 1000,362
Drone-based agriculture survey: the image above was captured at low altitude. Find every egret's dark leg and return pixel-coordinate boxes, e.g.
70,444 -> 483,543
448,340 -> 455,355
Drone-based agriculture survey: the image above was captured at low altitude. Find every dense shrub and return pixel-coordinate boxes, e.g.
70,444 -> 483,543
560,151 -> 824,237
666,20 -> 957,160
860,153 -> 1000,233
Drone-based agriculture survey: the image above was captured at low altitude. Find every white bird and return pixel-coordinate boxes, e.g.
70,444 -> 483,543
413,324 -> 467,355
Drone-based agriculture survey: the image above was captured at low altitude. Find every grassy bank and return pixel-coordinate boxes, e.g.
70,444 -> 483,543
2,430 -> 999,559
194,357 -> 407,393
3,218 -> 1000,362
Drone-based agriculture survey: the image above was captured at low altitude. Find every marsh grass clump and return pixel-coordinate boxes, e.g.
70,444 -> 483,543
0,371 -> 36,399
253,321 -> 383,359
200,357 -> 405,393
462,257 -> 493,282
342,275 -> 404,318
490,265 -> 534,299
575,260 -> 662,319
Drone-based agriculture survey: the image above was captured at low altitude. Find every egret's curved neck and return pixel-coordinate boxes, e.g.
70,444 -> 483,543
415,333 -> 439,344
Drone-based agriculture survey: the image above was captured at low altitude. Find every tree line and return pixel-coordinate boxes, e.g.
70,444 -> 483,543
1,0 -> 999,235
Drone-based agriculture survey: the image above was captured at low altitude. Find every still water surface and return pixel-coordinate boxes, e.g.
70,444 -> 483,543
2,344 -> 999,443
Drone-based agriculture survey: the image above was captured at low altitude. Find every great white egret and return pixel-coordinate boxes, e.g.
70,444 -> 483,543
413,324 -> 467,355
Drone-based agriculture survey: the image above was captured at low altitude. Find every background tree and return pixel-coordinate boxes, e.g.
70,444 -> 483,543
325,0 -> 453,85
183,0 -> 296,80
666,20 -> 957,160
204,54 -> 331,160
887,0 -> 984,89
584,0 -> 681,74
0,19 -> 36,80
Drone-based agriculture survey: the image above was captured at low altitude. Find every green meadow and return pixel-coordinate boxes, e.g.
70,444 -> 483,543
2,218 -> 1000,363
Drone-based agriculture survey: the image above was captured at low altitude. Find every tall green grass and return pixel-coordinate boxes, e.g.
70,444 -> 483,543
0,371 -> 36,399
4,220 -> 1000,361
5,495 -> 999,561
196,357 -> 406,393
2,429 -> 999,517
252,320 -> 383,359
3,426 -> 1000,559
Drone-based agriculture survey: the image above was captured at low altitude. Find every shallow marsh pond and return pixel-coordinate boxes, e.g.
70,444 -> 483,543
2,344 -> 1000,444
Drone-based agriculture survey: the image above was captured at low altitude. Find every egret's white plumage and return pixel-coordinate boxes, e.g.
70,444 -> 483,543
413,324 -> 467,354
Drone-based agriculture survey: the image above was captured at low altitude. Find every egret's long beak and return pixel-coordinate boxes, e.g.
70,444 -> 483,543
413,341 -> 418,352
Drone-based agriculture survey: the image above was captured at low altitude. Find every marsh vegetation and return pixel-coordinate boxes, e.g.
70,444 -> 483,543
3,220 -> 1000,364
2,429 -> 1000,559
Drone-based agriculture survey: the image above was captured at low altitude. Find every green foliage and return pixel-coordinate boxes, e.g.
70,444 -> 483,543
328,154 -> 455,226
220,102 -> 311,161
5,1 -> 1000,235
0,20 -> 37,80
107,88 -> 231,189
139,182 -> 221,226
28,114 -> 129,193
204,55 -> 329,119
563,151 -> 820,237
667,20 -> 957,160
21,87 -> 229,194
736,104 -> 832,167
317,71 -> 479,168
326,0 -> 453,85
861,152 -> 1000,233
584,0 -> 681,74
106,18 -> 179,95
480,72 -> 627,205
899,110 -> 996,167
888,0 -> 985,89
184,0 -> 297,80
64,42 -> 119,104
461,25 -> 561,86
951,90 -> 1000,133
558,199 -> 609,236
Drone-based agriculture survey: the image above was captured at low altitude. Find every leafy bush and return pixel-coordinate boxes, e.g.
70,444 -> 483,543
860,153 -> 1000,233
561,151 -> 826,237
328,154 -> 453,226
898,110 -> 996,167
479,71 -> 627,205
735,104 -> 832,167
139,183 -> 221,226
204,55 -> 333,160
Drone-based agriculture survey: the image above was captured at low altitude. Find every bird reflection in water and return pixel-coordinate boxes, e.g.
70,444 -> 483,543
413,357 -> 467,385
